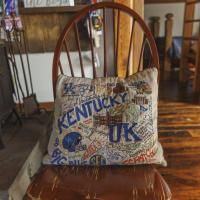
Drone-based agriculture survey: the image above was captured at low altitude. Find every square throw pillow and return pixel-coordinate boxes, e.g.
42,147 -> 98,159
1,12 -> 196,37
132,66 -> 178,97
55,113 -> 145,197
43,67 -> 166,166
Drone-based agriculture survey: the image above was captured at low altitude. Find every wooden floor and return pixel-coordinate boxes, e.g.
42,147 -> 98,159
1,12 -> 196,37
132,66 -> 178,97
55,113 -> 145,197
158,72 -> 200,200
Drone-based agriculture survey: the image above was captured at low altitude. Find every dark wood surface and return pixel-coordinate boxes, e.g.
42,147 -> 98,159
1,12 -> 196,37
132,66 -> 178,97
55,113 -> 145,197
158,100 -> 200,199
157,71 -> 200,200
17,5 -> 90,53
25,165 -> 171,200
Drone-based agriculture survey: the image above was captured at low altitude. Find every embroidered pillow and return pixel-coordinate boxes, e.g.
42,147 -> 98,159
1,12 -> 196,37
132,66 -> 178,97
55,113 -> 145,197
43,68 -> 166,166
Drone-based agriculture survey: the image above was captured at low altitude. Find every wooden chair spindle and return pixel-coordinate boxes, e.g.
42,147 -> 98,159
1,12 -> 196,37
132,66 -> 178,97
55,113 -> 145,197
126,18 -> 135,78
115,10 -> 121,76
74,22 -> 85,77
58,60 -> 64,75
103,8 -> 107,77
88,14 -> 97,78
63,40 -> 74,77
137,35 -> 146,72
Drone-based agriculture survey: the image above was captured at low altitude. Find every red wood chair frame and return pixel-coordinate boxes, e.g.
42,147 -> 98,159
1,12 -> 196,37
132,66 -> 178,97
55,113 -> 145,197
24,3 -> 172,200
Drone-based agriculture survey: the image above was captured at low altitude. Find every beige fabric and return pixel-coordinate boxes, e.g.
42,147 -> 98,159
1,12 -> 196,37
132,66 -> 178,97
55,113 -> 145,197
43,68 -> 166,166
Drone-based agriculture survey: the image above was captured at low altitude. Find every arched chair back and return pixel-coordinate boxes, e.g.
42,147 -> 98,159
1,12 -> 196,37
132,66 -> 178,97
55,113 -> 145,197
52,2 -> 159,98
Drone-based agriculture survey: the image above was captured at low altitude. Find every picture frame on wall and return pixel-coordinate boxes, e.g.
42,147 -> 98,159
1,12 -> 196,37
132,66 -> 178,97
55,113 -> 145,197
23,0 -> 75,8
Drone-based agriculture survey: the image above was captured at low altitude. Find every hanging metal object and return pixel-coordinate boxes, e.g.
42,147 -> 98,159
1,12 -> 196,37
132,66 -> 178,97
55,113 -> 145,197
1,4 -> 40,116
12,21 -> 40,117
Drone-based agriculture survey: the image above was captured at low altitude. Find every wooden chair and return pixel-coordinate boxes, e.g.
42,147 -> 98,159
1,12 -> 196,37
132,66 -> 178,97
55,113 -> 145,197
25,2 -> 171,199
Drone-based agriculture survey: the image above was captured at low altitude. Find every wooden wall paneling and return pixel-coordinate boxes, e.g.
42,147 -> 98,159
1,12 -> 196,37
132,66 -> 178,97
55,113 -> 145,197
179,1 -> 195,82
22,13 -> 69,53
59,13 -> 75,51
18,10 -> 90,53
114,0 -> 144,76
164,13 -> 173,72
193,25 -> 200,93
40,14 -> 61,52
132,0 -> 144,74
114,1 -> 132,77
22,15 -> 46,53
58,13 -> 90,52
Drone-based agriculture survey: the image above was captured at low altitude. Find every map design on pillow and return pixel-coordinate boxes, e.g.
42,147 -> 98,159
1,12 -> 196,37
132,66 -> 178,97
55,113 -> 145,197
43,68 -> 166,166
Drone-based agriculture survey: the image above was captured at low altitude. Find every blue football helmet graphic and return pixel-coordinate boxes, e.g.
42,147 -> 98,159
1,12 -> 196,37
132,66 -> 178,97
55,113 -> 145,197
62,132 -> 82,152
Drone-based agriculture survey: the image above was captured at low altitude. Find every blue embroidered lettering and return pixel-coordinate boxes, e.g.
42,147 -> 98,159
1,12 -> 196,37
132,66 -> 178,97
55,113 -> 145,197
85,100 -> 93,116
102,97 -> 111,108
108,123 -> 141,142
67,108 -> 76,126
75,104 -> 88,121
93,97 -> 103,112
108,124 -> 122,142
110,95 -> 120,107
58,113 -> 68,134
123,123 -> 141,141
63,83 -> 75,95
119,92 -> 127,103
